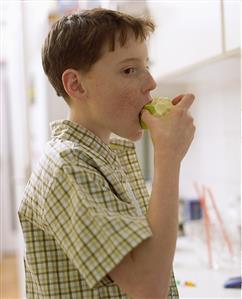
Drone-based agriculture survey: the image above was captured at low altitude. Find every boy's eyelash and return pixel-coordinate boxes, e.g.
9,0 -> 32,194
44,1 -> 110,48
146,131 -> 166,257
122,65 -> 150,75
123,67 -> 136,74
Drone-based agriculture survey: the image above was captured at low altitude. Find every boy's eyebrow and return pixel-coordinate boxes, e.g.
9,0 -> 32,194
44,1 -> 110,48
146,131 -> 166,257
118,57 -> 150,65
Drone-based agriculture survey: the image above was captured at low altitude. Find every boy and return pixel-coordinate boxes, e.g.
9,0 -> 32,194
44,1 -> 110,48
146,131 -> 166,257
18,8 -> 195,299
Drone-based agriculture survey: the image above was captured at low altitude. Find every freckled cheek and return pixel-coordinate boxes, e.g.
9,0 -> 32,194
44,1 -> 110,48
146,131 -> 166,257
117,90 -> 142,113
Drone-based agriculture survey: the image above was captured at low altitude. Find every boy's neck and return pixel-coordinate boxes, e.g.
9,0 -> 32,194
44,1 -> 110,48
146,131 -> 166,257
68,110 -> 111,145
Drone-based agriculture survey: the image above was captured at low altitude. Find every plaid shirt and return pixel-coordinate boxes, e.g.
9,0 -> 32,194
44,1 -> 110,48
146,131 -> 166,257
18,120 -> 179,298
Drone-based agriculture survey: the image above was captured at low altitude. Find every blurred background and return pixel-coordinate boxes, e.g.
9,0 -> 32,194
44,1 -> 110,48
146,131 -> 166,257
0,0 -> 241,298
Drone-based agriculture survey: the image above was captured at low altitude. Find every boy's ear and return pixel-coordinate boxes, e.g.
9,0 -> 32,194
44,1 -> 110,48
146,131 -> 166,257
62,69 -> 87,99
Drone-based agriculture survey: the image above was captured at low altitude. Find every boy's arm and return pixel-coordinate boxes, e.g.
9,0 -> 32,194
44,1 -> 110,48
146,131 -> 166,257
109,94 -> 195,298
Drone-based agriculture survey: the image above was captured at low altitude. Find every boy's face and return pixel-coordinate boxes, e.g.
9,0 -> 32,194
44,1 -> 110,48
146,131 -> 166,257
80,32 -> 157,143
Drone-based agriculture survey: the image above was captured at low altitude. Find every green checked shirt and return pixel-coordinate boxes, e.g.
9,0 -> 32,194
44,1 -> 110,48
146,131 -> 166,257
18,119 -> 179,298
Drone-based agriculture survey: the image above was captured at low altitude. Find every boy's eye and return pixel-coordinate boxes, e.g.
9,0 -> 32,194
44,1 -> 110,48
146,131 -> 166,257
123,67 -> 136,75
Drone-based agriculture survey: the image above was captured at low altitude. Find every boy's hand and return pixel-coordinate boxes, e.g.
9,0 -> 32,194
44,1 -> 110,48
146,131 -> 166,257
141,93 -> 195,162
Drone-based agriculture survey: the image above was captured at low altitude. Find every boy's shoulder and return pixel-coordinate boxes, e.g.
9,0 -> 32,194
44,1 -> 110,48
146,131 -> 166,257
42,137 -> 98,174
19,138 -> 99,219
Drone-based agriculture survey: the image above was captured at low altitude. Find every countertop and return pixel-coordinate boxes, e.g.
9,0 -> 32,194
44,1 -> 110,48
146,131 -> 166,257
174,236 -> 241,298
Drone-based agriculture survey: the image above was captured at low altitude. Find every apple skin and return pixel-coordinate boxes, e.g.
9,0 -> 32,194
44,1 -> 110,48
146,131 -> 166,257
140,97 -> 172,129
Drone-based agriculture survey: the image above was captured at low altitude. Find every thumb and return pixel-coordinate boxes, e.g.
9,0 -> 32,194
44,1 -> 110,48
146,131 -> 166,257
141,108 -> 152,121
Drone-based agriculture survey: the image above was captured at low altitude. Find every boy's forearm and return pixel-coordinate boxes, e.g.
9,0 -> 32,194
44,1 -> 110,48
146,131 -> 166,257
130,152 -> 180,296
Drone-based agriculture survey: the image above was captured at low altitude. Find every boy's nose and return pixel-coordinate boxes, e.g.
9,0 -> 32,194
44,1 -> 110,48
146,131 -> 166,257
142,71 -> 157,93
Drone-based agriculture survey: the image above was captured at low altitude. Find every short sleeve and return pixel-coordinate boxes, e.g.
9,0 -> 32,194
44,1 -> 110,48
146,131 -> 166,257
44,167 -> 152,289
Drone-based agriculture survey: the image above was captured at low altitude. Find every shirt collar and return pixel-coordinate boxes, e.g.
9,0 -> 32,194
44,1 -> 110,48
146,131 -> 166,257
50,119 -> 135,166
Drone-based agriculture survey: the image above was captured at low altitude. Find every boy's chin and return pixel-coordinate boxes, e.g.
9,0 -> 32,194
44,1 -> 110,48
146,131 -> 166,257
126,129 -> 144,142
113,127 -> 144,142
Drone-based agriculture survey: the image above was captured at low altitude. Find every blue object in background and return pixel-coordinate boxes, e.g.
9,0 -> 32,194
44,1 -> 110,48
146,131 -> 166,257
183,198 -> 203,221
224,277 -> 242,289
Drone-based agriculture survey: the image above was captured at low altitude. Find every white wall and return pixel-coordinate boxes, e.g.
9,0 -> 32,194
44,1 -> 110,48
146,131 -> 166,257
2,2 -> 66,297
22,1 -> 69,168
150,53 -> 241,238
179,54 -> 240,205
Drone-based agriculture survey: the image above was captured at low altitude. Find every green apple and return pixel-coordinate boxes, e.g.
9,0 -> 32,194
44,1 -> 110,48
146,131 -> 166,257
140,96 -> 172,129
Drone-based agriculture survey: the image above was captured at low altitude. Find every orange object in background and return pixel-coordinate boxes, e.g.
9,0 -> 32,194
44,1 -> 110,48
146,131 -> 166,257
193,182 -> 234,269
184,281 -> 196,287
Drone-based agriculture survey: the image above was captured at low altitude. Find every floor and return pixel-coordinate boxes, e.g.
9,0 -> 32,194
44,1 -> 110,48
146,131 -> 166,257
0,254 -> 21,299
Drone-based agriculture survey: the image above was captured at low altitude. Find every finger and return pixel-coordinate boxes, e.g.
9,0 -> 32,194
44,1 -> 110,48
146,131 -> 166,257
177,93 -> 195,110
140,108 -> 152,122
140,109 -> 156,127
171,94 -> 185,105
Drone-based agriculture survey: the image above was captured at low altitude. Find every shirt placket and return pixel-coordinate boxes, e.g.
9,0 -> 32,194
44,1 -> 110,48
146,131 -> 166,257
114,161 -> 143,217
